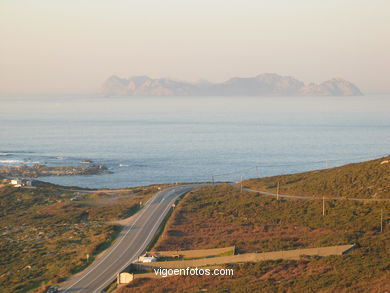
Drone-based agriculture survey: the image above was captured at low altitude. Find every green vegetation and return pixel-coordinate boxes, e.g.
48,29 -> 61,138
121,155 -> 390,292
154,185 -> 389,253
3,155 -> 390,292
245,155 -> 390,199
0,182 -> 164,293
120,236 -> 390,292
70,225 -> 123,275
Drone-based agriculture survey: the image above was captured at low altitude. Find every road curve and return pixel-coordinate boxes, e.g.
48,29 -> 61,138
60,184 -> 200,292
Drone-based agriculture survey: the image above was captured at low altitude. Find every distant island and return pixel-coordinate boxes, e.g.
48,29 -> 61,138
102,73 -> 363,97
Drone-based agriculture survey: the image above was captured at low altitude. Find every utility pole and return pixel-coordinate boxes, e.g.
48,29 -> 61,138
212,176 -> 214,185
380,208 -> 383,233
276,181 -> 280,200
240,176 -> 243,194
322,196 -> 325,216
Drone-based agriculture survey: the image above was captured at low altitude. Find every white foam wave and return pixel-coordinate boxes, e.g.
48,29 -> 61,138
0,159 -> 40,164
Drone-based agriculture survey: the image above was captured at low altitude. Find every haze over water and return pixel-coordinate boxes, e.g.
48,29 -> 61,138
1,95 -> 389,188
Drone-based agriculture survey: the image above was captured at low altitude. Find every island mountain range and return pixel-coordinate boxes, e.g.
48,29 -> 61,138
102,73 -> 363,97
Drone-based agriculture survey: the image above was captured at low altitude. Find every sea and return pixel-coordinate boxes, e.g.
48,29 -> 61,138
1,95 -> 389,188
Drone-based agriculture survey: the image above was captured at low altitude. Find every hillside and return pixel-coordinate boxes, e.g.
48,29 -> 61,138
101,73 -> 363,97
0,182 -> 166,293
118,157 -> 390,292
245,155 -> 390,199
119,184 -> 389,292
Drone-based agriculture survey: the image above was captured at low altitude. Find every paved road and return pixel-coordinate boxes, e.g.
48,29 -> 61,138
60,184 -> 200,292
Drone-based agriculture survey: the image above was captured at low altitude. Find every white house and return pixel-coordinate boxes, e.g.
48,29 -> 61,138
10,179 -> 22,187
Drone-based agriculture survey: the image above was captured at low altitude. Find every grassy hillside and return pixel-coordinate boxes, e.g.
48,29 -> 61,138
119,157 -> 390,292
0,182 -> 164,293
245,155 -> 390,199
120,242 -> 390,293
154,185 -> 388,253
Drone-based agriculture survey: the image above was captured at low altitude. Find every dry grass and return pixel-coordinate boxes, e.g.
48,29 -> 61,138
245,155 -> 390,199
154,184 -> 388,253
0,183 -> 166,293
122,161 -> 390,293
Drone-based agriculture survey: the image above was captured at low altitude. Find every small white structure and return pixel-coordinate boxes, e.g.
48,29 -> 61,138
10,179 -> 22,187
71,196 -> 82,201
25,180 -> 37,186
117,272 -> 134,284
138,254 -> 157,263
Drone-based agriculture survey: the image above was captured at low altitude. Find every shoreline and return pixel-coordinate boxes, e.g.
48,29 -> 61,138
0,163 -> 112,178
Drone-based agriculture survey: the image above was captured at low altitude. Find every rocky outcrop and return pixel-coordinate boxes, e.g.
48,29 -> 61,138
206,74 -> 304,96
102,76 -> 129,96
299,78 -> 363,96
0,164 -> 112,178
102,75 -> 196,96
101,74 -> 363,97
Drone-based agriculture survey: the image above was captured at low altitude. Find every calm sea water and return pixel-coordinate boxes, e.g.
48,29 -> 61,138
1,95 -> 389,188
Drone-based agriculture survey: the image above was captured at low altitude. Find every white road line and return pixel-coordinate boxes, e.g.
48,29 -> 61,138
92,189 -> 182,292
61,185 -> 197,292
61,188 -> 170,292
82,193 -> 165,290
85,186 -> 191,292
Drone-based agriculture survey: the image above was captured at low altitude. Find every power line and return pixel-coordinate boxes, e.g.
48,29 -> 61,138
208,153 -> 388,181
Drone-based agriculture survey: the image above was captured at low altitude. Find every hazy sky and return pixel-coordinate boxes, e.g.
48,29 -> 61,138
1,0 -> 389,95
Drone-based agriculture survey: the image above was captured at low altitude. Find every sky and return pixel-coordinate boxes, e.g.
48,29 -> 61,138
0,0 -> 389,95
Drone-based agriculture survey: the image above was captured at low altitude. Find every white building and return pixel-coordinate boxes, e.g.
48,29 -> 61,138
10,179 -> 22,187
